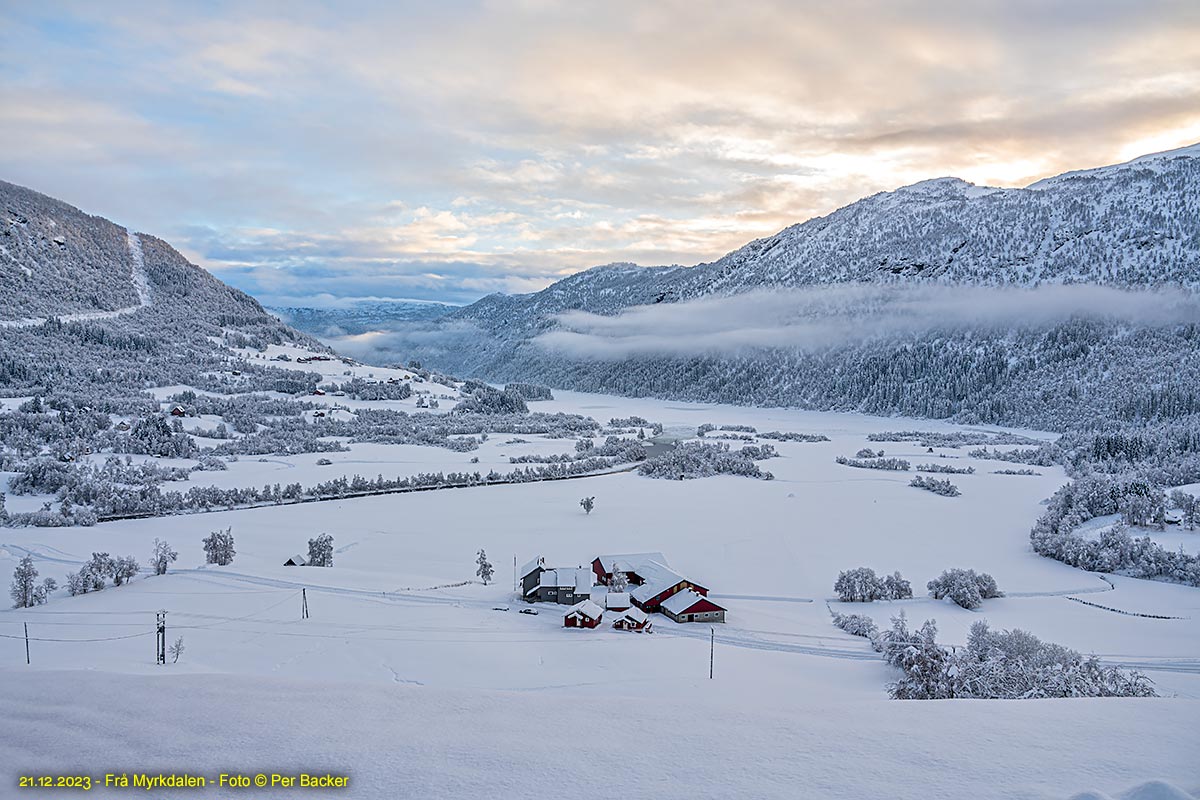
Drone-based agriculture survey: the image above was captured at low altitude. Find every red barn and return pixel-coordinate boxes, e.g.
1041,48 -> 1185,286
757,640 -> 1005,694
563,600 -> 603,629
660,589 -> 725,623
628,561 -> 708,612
591,552 -> 668,586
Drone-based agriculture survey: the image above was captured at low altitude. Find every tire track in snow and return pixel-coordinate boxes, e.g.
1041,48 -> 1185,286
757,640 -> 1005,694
654,622 -> 880,661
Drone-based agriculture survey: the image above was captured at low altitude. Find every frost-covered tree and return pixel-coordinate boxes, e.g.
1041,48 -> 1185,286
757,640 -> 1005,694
10,555 -> 38,608
85,553 -> 114,591
169,636 -> 185,664
836,455 -> 910,471
909,475 -> 962,496
580,496 -> 595,515
202,527 -> 236,566
834,567 -> 882,602
927,568 -> 1003,609
66,570 -> 88,596
881,571 -> 913,600
111,555 -> 140,586
610,570 -> 629,592
475,549 -> 494,585
831,611 -> 879,639
150,538 -> 178,576
32,577 -> 56,605
877,616 -> 1155,700
308,533 -> 334,567
1119,492 -> 1161,528
1170,490 -> 1199,530
639,441 -> 774,480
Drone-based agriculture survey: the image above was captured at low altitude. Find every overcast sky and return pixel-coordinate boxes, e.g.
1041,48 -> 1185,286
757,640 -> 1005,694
2,1 -> 1198,308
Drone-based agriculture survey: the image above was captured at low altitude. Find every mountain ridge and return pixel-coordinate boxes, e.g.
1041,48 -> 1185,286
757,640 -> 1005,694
435,141 -> 1199,342
369,143 -> 1200,430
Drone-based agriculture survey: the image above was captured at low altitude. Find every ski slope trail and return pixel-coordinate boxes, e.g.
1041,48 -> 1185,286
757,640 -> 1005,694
0,231 -> 151,328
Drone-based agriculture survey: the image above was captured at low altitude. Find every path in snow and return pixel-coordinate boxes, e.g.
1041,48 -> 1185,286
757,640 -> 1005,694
0,231 -> 152,328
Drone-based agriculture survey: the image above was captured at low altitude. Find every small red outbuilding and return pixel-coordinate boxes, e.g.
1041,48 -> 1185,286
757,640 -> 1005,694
563,600 -> 604,629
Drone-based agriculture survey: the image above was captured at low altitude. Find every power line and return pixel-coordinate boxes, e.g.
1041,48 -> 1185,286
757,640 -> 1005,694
0,630 -> 154,643
174,591 -> 302,630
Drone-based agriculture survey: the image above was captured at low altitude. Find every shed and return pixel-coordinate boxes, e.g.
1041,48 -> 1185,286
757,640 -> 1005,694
284,554 -> 308,567
170,405 -> 186,417
563,600 -> 604,629
611,607 -> 651,632
661,589 -> 725,623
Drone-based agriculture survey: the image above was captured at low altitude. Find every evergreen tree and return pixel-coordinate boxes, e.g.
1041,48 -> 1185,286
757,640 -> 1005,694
475,549 -> 494,585
580,496 -> 595,515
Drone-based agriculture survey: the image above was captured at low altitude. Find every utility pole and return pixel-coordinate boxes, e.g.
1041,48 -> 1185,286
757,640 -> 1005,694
24,622 -> 30,665
302,588 -> 309,619
700,628 -> 710,681
156,610 -> 167,665
513,555 -> 517,594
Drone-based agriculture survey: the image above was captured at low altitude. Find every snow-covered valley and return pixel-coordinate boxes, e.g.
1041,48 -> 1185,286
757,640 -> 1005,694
2,388 -> 1197,799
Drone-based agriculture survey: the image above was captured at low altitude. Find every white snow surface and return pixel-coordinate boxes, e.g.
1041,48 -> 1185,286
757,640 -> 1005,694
1,388 -> 1198,798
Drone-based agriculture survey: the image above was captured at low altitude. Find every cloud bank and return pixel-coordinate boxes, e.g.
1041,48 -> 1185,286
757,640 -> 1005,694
2,2 -> 1199,305
534,285 -> 1200,359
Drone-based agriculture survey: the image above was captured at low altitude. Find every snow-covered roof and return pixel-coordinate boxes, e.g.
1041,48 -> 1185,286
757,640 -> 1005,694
629,561 -> 687,602
529,567 -> 593,594
286,554 -> 307,565
565,599 -> 603,619
575,568 -> 594,595
616,607 -> 648,624
661,589 -> 711,615
604,592 -> 630,609
595,552 -> 668,574
519,557 -> 544,579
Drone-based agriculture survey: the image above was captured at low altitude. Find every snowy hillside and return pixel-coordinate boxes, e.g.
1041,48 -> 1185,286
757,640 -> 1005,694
0,180 -> 326,400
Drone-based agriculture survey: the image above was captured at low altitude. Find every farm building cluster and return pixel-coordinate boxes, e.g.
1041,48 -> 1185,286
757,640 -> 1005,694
520,552 -> 727,631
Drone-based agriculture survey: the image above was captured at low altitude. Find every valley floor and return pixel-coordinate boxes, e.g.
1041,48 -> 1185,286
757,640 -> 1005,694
2,390 -> 1198,798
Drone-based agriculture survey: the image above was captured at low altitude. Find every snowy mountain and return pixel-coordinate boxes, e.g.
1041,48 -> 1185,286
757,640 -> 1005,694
385,144 -> 1200,430
271,299 -> 457,338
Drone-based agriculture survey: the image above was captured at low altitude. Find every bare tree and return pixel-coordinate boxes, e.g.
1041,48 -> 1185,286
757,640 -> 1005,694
150,538 -> 178,576
169,636 -> 185,664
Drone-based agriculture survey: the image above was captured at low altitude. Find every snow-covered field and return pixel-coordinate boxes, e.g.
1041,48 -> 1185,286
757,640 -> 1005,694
2,389 -> 1198,799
